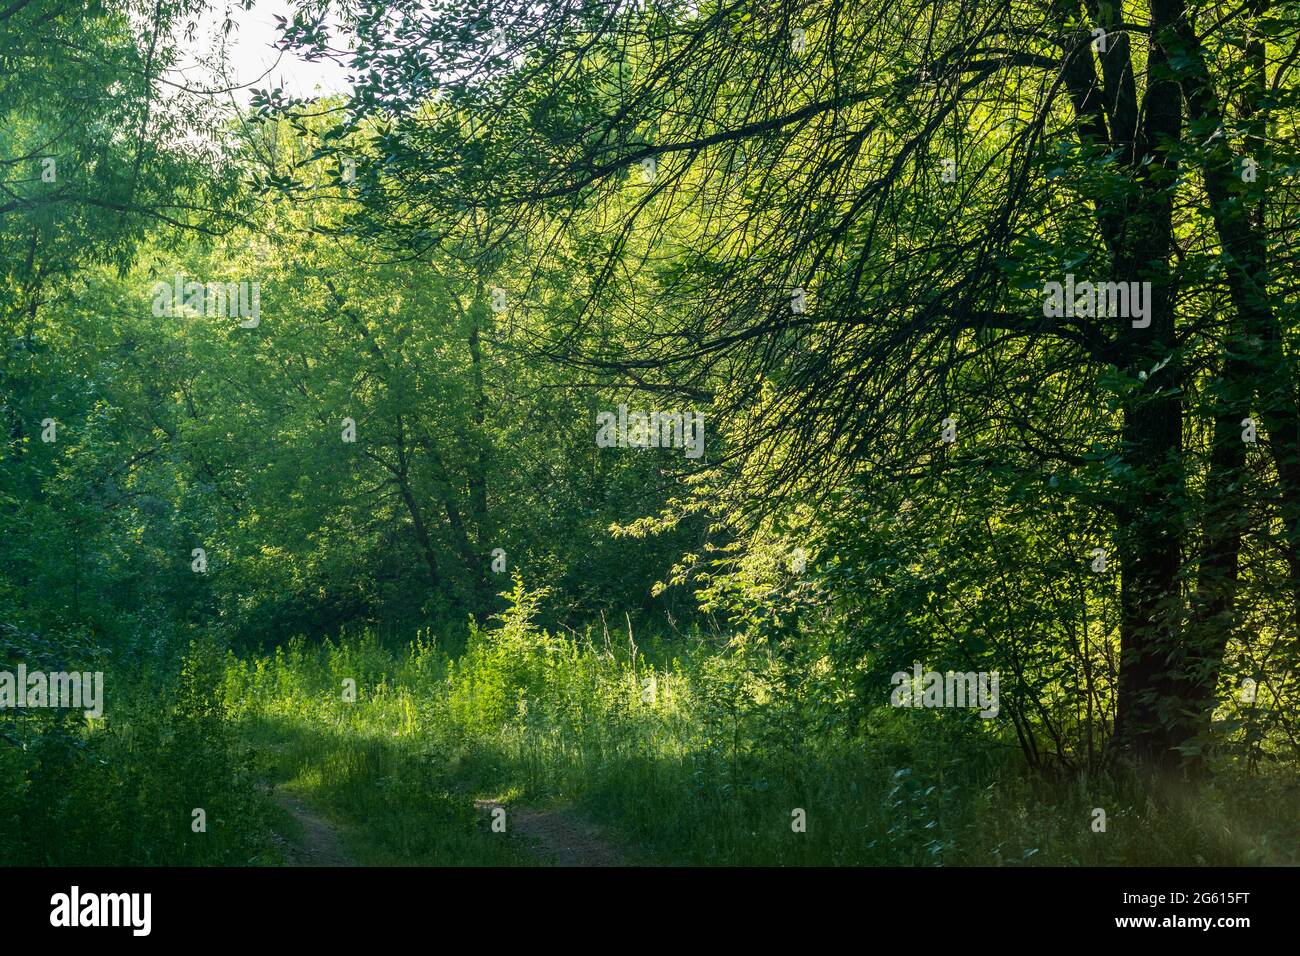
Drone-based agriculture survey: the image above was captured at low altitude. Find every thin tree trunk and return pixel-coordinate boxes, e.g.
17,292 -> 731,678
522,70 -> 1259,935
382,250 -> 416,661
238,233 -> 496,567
467,279 -> 492,613
1167,0 -> 1297,742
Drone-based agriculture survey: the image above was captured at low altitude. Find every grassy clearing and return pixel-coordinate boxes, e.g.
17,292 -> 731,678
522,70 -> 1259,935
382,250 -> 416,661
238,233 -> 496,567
217,584 -> 1300,867
6,586 -> 1293,866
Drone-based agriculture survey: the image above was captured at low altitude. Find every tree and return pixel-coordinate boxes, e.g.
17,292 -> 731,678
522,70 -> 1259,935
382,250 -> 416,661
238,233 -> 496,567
269,0 -> 1300,769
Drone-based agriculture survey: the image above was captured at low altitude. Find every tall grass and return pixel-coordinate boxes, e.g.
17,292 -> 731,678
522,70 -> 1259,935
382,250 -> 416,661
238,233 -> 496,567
1,638 -> 276,865
6,577 -> 1292,865
220,580 -> 1300,866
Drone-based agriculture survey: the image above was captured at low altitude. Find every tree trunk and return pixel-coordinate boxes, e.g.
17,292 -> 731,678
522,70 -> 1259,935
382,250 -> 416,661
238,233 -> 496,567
1110,0 -> 1188,769
1167,0 -> 1297,749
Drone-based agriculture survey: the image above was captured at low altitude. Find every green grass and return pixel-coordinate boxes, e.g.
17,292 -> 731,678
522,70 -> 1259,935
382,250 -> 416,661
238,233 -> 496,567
215,598 -> 1300,867
238,713 -> 531,866
5,588 -> 1296,866
1,639 -> 279,866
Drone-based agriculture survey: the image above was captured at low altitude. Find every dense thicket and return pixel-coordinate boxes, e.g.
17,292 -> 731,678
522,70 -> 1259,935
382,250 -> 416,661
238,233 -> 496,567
253,0 -> 1300,770
2,0 -> 1298,867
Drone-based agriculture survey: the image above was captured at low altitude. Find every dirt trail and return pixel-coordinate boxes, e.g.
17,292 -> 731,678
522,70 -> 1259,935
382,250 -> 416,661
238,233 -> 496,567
475,799 -> 626,866
273,791 -> 354,867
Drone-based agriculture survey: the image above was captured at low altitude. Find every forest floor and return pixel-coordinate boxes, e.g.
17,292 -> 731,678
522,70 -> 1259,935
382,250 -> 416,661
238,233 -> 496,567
223,637 -> 1300,868
272,791 -> 354,867
271,788 -> 625,867
473,799 -> 626,867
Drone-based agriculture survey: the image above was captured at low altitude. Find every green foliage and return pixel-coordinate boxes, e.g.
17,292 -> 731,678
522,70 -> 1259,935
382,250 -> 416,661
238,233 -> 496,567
1,637 -> 273,865
217,587 -> 1299,866
3,0 -> 1300,867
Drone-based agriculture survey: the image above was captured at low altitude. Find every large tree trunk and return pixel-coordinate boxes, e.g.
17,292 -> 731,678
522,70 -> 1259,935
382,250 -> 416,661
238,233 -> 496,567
1108,0 -> 1188,769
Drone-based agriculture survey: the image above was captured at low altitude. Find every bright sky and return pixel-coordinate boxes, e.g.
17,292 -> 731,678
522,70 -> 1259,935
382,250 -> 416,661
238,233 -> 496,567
169,0 -> 352,104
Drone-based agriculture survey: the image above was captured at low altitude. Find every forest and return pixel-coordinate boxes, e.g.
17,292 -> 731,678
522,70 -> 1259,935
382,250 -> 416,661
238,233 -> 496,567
1,0 -> 1298,868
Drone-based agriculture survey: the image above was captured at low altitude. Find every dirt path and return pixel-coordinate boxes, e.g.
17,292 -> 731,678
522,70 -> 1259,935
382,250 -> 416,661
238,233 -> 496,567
273,791 -> 354,867
475,799 -> 626,866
